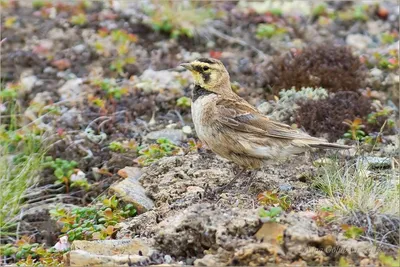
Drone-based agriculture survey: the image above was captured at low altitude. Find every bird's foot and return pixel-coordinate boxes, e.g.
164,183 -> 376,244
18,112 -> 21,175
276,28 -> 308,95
239,171 -> 257,193
203,183 -> 226,200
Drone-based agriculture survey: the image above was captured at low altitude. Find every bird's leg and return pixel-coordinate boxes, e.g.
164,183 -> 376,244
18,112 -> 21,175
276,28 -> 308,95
204,167 -> 247,199
223,167 -> 247,190
242,170 -> 257,193
210,167 -> 246,196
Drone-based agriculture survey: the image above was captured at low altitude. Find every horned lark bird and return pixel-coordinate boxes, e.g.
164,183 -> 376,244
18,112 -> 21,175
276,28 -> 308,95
180,58 -> 349,188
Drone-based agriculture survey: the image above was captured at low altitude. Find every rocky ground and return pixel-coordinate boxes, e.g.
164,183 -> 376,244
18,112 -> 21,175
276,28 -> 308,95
0,1 -> 399,266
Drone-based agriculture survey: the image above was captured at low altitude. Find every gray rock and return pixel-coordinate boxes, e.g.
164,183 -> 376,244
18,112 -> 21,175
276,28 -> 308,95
20,75 -> 38,94
370,68 -> 383,78
145,129 -> 185,144
134,68 -> 191,93
72,44 -> 86,54
69,239 -> 154,267
110,175 -> 155,214
43,67 -> 56,74
47,28 -> 66,40
282,213 -> 335,262
58,107 -> 84,128
116,210 -> 158,239
346,34 -> 372,50
357,156 -> 392,169
153,203 -> 260,257
57,78 -> 83,100
164,255 -> 173,264
279,183 -> 292,191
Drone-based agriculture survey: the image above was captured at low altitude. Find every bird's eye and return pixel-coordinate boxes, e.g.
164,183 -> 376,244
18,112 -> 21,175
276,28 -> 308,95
202,66 -> 209,71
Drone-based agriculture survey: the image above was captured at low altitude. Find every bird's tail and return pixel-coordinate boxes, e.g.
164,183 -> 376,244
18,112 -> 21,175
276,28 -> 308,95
292,136 -> 352,150
309,142 -> 352,150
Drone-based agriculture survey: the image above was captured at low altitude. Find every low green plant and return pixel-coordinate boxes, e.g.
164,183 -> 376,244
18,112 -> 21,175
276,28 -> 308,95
187,138 -> 202,152
109,139 -> 137,153
343,118 -> 365,140
50,195 -> 136,242
341,224 -> 365,239
110,57 -> 136,76
256,23 -> 287,39
92,79 -> 129,100
312,3 -> 327,17
338,257 -> 351,267
0,236 -> 64,266
93,29 -> 137,76
259,207 -> 283,222
313,207 -> 336,226
257,190 -> 291,210
43,157 -> 89,192
32,0 -> 49,9
367,107 -> 395,127
70,13 -> 87,26
0,83 -> 19,99
378,251 -> 400,267
144,1 -> 217,38
88,95 -> 106,110
381,32 -> 398,45
371,52 -> 399,70
337,5 -> 368,22
267,8 -> 282,16
137,138 -> 182,166
176,96 -> 191,108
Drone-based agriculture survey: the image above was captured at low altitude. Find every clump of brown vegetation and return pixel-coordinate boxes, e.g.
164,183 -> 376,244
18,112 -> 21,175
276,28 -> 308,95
270,44 -> 367,94
295,92 -> 372,142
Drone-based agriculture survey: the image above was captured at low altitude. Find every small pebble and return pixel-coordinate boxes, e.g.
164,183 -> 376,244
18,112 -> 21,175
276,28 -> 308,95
72,44 -> 86,54
182,125 -> 192,135
164,255 -> 172,264
279,184 -> 292,192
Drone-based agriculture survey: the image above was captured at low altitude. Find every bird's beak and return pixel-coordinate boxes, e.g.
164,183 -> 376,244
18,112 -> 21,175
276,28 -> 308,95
179,63 -> 193,71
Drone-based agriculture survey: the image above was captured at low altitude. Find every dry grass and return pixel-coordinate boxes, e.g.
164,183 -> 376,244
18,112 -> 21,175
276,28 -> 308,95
313,157 -> 399,249
0,86 -> 48,241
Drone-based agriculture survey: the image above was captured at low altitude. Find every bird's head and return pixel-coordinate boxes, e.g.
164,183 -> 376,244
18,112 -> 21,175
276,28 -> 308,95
180,58 -> 231,94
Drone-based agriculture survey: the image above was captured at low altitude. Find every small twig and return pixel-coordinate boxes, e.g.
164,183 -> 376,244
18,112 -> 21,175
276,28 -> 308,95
174,110 -> 185,126
85,110 -> 126,131
360,235 -> 400,249
23,184 -> 66,199
208,27 -> 268,61
16,208 -> 24,241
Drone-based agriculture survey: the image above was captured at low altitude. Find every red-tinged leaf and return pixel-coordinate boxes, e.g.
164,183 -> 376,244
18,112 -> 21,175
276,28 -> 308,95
52,59 -> 71,71
98,28 -> 109,37
15,239 -> 28,247
377,7 -> 389,19
103,208 -> 113,219
92,232 -> 101,240
341,224 -> 351,231
57,128 -> 65,136
104,225 -> 114,236
128,34 -> 138,43
117,169 -> 128,178
33,44 -> 50,54
388,58 -> 398,65
209,50 -> 222,59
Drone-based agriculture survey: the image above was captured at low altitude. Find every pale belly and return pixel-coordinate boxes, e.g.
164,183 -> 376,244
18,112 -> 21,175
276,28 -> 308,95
191,94 -> 217,148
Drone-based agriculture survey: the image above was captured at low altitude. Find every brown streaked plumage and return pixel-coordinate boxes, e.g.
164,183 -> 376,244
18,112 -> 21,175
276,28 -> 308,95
180,58 -> 350,172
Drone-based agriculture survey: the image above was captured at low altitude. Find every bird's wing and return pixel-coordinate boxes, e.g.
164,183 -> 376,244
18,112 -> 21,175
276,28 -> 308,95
215,97 -> 325,142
